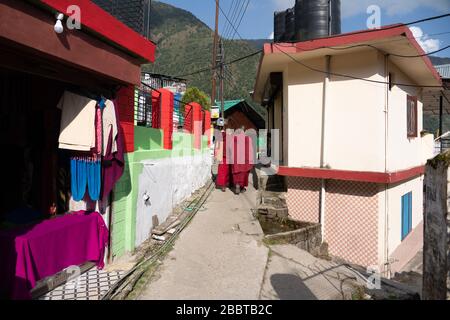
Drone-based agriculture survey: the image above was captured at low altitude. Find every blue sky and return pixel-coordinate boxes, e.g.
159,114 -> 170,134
158,0 -> 450,57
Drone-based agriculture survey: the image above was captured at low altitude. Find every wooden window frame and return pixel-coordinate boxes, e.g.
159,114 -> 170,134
407,95 -> 418,138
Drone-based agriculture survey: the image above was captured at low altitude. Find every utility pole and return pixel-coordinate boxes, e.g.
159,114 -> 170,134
440,94 -> 443,153
218,39 -> 225,120
211,0 -> 220,106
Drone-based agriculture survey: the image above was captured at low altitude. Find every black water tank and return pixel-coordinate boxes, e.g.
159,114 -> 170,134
295,0 -> 341,42
274,10 -> 287,42
285,8 -> 296,41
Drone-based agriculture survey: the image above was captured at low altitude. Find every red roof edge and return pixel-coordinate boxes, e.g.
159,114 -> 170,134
278,165 -> 425,184
40,0 -> 156,63
264,24 -> 441,84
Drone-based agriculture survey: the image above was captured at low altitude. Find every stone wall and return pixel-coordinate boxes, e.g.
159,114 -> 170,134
423,153 -> 450,300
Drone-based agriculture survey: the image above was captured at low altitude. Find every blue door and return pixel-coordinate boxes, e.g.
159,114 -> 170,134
401,192 -> 413,240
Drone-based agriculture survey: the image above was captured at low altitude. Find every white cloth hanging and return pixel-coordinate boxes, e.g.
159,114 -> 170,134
102,99 -> 118,156
57,91 -> 96,151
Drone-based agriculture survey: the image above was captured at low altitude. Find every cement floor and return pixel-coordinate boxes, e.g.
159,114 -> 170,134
138,184 -> 365,300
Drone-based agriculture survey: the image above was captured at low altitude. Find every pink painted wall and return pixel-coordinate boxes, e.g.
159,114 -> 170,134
286,177 -> 321,223
325,180 -> 379,267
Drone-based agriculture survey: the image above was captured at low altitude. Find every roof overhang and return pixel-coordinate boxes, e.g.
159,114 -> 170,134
253,24 -> 442,103
37,0 -> 156,63
0,0 -> 150,85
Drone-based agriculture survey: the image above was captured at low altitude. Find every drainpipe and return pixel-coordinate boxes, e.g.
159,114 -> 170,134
383,54 -> 390,278
320,55 -> 331,238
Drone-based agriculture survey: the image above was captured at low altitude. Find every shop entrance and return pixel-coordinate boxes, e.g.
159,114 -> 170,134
0,67 -> 69,222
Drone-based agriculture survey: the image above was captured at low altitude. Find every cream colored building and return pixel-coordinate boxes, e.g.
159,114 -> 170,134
253,24 -> 442,275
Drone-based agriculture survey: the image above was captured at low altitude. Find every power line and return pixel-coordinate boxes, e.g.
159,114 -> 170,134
156,28 -> 447,81
277,13 -> 450,45
140,82 -> 197,109
273,43 -> 444,88
221,0 -> 236,37
229,0 -> 250,41
174,49 -> 262,78
222,0 -> 242,39
161,12 -> 450,88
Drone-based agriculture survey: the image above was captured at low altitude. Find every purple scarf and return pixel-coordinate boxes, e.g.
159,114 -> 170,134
102,100 -> 125,199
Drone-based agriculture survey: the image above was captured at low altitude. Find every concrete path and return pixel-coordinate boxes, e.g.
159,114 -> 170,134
139,186 -> 269,300
138,185 -> 363,300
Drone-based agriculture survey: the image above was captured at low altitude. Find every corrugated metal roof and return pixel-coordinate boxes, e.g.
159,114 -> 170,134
435,64 -> 450,79
215,99 -> 244,112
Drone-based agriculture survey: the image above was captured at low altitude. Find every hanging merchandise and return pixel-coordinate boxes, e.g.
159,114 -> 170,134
57,91 -> 97,151
70,155 -> 101,202
102,99 -> 125,198
95,104 -> 103,155
71,158 -> 80,201
101,99 -> 118,156
87,156 -> 101,201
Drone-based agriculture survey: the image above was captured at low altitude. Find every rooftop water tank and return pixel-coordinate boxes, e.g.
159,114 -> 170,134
274,10 -> 287,42
295,0 -> 341,42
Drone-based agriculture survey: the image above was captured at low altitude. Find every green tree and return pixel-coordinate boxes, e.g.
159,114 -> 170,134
181,87 -> 211,112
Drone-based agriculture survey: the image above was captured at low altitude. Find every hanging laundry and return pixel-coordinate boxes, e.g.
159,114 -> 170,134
71,157 -> 87,202
71,155 -> 101,202
102,100 -> 124,198
101,99 -> 118,156
87,156 -> 101,201
58,91 -> 97,151
94,105 -> 103,155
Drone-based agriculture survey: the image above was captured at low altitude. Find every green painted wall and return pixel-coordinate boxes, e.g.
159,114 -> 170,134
111,127 -> 210,258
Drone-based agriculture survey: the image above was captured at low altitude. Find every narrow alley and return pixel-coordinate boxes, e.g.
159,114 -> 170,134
136,183 -> 384,300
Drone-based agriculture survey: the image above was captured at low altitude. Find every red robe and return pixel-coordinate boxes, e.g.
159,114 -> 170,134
231,133 -> 254,188
215,132 -> 230,188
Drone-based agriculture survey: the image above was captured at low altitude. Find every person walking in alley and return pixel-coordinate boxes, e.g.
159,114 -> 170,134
214,129 -> 231,192
231,128 -> 254,195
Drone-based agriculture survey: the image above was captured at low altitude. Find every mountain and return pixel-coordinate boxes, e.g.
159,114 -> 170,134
142,1 -> 264,107
429,56 -> 450,66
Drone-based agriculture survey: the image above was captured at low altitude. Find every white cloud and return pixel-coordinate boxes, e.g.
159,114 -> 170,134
409,26 -> 441,53
268,32 -> 274,39
341,0 -> 450,18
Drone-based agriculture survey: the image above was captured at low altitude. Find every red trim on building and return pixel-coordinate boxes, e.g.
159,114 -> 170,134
278,165 -> 425,184
158,88 -> 174,150
192,103 -> 203,150
265,24 -> 441,84
116,86 -> 135,153
40,0 -> 156,63
203,110 -> 211,146
0,0 -> 143,85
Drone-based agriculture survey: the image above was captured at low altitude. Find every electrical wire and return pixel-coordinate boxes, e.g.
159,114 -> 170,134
229,0 -> 250,41
273,43 -> 444,88
221,0 -> 236,38
174,49 -> 262,78
275,37 -> 450,58
141,82 -> 198,109
156,11 -> 449,89
277,13 -> 450,44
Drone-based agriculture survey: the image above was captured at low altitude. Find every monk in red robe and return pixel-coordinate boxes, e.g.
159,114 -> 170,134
215,131 -> 231,192
231,129 -> 254,194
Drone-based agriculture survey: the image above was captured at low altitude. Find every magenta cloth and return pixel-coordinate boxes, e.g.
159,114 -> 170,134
102,99 -> 124,198
0,211 -> 109,300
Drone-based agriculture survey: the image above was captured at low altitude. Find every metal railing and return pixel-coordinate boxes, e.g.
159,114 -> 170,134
93,0 -> 148,36
135,85 -> 154,128
435,138 -> 450,155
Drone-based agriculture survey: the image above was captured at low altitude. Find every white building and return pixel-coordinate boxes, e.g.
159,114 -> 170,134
253,24 -> 441,275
